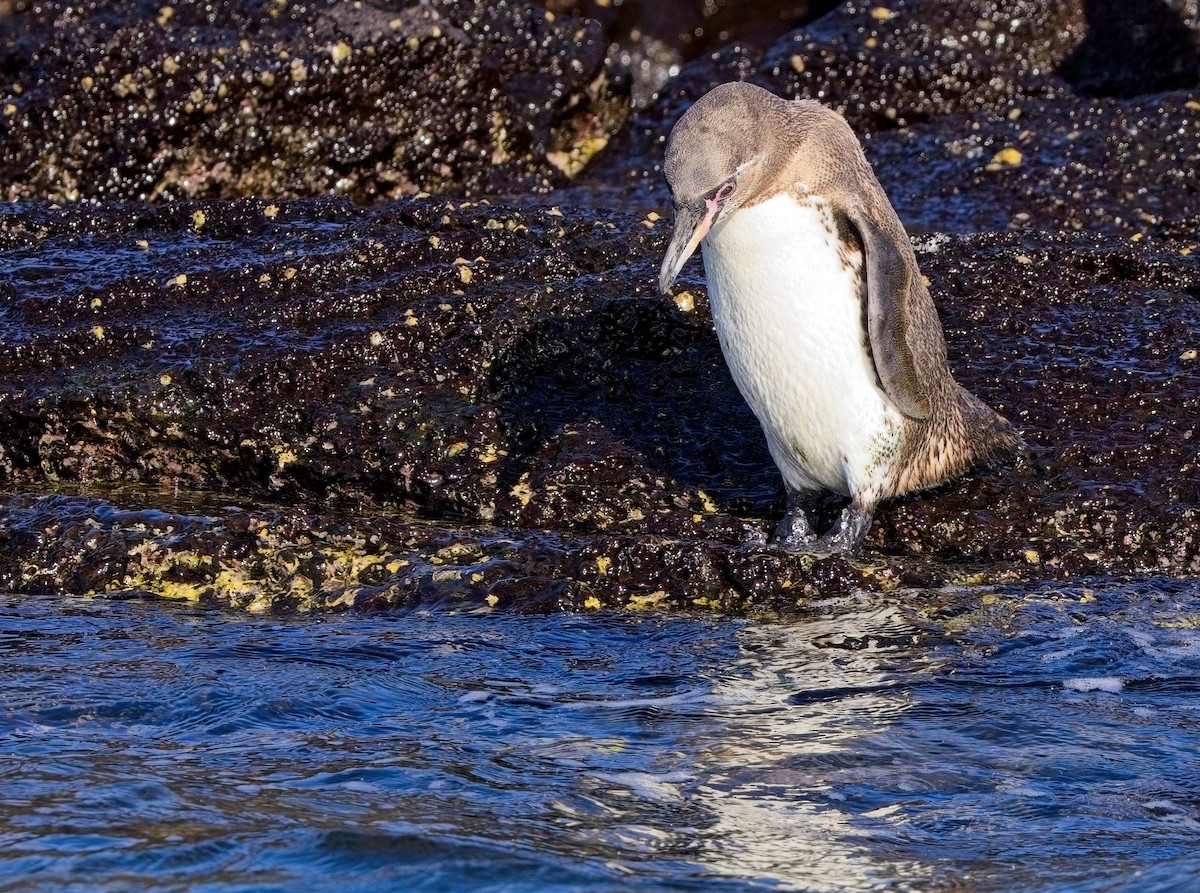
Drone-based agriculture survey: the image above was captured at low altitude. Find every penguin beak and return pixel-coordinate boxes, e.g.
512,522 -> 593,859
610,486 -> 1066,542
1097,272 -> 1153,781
659,198 -> 720,294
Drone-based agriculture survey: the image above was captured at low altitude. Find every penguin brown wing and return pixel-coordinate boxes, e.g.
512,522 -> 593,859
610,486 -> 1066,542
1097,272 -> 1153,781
839,206 -> 932,421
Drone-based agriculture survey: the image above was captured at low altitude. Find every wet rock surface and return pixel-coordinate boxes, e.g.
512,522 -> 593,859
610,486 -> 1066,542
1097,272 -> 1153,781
589,0 -> 1200,235
0,0 -> 624,200
1,198 -> 1196,610
0,0 -> 1197,611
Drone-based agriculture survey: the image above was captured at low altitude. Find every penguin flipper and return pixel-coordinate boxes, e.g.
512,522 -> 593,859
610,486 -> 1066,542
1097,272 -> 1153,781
842,207 -> 931,421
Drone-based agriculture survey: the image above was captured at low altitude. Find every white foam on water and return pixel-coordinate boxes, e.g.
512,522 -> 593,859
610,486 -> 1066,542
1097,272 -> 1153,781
1063,676 -> 1125,693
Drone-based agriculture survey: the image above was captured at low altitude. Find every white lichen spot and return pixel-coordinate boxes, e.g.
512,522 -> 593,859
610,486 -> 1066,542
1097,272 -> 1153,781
369,331 -> 384,347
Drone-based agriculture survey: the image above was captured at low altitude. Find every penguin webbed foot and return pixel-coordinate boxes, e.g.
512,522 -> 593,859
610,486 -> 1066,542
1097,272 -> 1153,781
771,510 -> 818,551
770,498 -> 874,556
814,502 -> 873,555
769,487 -> 819,551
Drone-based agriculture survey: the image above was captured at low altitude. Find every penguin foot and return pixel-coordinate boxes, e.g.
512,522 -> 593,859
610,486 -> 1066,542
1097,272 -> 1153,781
770,492 -> 819,551
814,502 -> 873,555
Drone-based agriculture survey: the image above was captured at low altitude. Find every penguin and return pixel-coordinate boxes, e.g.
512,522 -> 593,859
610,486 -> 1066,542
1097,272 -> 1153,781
658,82 -> 1021,553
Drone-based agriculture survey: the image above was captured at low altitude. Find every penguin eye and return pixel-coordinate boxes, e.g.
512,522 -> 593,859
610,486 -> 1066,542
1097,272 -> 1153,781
715,179 -> 737,202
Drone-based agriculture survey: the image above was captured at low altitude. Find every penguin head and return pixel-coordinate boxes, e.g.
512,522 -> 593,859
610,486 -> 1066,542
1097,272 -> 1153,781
659,82 -> 784,293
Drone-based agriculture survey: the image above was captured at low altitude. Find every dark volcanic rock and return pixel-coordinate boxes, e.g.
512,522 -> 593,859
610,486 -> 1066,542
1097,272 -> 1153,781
586,0 -> 1200,236
0,0 -> 626,201
0,198 -> 1196,610
539,0 -> 837,107
1,0 -> 1198,611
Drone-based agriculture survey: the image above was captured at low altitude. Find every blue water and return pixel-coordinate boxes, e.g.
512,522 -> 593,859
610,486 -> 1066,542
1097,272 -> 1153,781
1,582 -> 1199,892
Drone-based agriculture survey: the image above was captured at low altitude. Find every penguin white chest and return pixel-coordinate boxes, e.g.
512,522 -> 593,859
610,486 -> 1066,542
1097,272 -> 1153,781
700,192 -> 903,497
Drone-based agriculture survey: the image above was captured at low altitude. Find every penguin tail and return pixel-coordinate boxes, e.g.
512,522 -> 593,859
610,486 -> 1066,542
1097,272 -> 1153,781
956,386 -> 1024,466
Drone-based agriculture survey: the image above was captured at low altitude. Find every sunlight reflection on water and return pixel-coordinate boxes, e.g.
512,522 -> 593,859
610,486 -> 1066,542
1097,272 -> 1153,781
0,582 -> 1198,892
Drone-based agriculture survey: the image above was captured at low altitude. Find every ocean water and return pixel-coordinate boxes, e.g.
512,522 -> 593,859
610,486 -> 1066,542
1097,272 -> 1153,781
1,581 -> 1198,892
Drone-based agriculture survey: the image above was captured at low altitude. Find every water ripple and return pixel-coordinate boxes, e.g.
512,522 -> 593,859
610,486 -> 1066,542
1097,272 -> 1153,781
0,584 -> 1198,891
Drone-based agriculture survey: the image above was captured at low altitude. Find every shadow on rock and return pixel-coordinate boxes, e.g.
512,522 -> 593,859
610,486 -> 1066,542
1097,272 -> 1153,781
482,296 -> 783,528
1060,0 -> 1200,97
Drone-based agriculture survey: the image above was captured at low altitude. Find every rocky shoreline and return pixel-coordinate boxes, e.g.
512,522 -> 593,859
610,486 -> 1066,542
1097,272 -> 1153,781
1,0 -> 1197,611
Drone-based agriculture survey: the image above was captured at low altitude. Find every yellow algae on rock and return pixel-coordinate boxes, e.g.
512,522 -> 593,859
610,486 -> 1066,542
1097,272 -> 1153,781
988,147 -> 1023,169
627,590 -> 668,611
271,444 -> 298,469
511,478 -> 534,506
